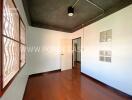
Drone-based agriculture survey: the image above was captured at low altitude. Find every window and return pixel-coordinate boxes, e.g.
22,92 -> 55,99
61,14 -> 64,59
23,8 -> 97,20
3,37 -> 20,88
3,0 -> 19,41
0,0 -> 26,96
20,20 -> 26,68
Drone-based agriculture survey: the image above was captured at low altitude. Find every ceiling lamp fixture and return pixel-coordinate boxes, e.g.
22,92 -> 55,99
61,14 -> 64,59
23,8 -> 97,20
67,0 -> 80,17
68,6 -> 74,16
67,0 -> 104,17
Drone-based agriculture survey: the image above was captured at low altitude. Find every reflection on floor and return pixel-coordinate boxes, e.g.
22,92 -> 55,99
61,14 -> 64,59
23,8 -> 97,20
23,64 -> 131,100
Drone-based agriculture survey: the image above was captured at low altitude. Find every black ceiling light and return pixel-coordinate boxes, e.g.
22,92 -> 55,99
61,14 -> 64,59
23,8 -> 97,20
67,0 -> 80,17
68,6 -> 74,16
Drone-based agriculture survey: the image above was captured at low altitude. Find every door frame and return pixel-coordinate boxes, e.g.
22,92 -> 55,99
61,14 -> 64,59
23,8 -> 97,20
61,38 -> 72,71
72,37 -> 81,68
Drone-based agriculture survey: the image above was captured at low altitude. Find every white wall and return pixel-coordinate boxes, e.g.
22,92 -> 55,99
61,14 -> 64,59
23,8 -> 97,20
0,0 -> 29,100
27,27 -> 68,74
68,4 -> 132,96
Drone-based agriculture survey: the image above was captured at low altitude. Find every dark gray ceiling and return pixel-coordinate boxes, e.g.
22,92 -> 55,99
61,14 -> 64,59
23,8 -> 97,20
22,0 -> 132,32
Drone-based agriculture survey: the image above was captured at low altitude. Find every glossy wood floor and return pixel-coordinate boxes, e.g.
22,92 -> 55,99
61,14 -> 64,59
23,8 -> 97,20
23,63 -> 131,100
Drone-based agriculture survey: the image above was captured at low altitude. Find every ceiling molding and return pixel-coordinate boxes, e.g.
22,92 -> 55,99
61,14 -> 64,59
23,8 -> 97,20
22,0 -> 31,25
71,0 -> 132,32
31,22 -> 72,33
23,0 -> 132,33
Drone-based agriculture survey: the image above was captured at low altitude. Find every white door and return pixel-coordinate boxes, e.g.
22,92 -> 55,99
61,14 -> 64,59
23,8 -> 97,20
61,38 -> 72,71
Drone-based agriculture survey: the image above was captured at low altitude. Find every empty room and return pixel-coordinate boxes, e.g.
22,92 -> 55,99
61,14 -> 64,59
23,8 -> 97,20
0,0 -> 132,100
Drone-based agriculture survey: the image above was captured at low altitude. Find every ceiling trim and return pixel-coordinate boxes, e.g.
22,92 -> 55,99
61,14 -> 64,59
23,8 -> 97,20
22,0 -> 31,25
71,0 -> 132,32
31,22 -> 72,33
23,0 -> 132,33
86,0 -> 104,12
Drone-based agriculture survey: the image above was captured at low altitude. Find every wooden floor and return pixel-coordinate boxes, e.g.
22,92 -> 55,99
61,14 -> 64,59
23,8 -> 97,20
23,63 -> 131,100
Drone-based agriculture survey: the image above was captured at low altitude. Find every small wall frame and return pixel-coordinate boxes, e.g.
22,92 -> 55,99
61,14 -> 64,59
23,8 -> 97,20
99,50 -> 112,62
100,29 -> 112,43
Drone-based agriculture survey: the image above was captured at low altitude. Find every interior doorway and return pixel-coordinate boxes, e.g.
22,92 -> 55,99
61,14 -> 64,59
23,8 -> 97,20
72,37 -> 81,69
61,38 -> 72,71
